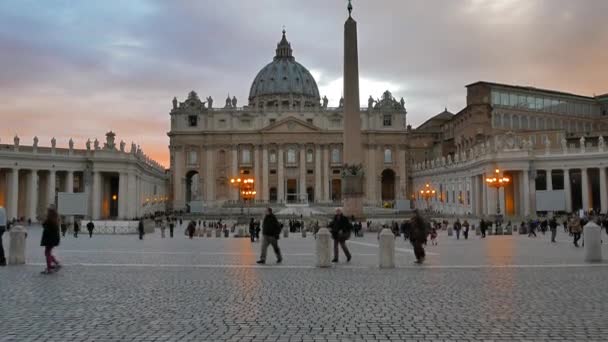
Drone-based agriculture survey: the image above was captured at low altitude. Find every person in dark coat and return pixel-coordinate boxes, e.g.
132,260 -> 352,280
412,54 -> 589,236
138,219 -> 145,240
480,219 -> 487,238
60,220 -> 67,237
0,208 -> 7,266
41,206 -> 61,274
257,208 -> 283,264
329,208 -> 352,263
462,220 -> 470,240
549,217 -> 558,243
187,220 -> 196,239
86,220 -> 95,238
169,218 -> 175,238
249,218 -> 256,242
453,219 -> 462,240
73,220 -> 80,238
409,210 -> 429,264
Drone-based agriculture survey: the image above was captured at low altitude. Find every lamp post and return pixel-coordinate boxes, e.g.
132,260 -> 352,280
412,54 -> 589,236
419,183 -> 436,211
485,168 -> 509,225
229,177 -> 256,215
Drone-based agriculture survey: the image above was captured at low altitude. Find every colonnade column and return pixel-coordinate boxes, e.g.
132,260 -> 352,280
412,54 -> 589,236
323,145 -> 330,202
127,172 -> 137,219
581,168 -> 590,211
600,167 -> 607,214
7,168 -> 19,220
399,148 -> 407,200
27,169 -> 38,222
65,171 -> 74,193
231,146 -> 239,201
47,170 -> 56,209
564,169 -> 572,212
314,145 -> 322,203
205,148 -> 215,202
522,170 -> 530,217
277,145 -> 284,203
546,169 -> 553,191
118,173 -> 127,219
299,145 -> 306,202
92,171 -> 101,220
262,146 -> 269,201
254,145 -> 261,201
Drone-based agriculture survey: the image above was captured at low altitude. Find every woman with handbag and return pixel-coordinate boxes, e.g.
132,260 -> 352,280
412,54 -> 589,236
329,208 -> 352,263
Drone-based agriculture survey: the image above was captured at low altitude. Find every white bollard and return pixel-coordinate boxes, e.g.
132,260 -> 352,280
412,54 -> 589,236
379,228 -> 395,269
237,227 -> 245,237
283,229 -> 289,238
9,225 -> 27,265
447,226 -> 453,236
316,228 -> 331,267
584,222 -> 602,262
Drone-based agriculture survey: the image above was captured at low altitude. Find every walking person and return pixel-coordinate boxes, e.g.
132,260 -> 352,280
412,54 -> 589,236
169,218 -> 174,238
528,220 -> 537,237
86,220 -> 95,238
0,207 -> 7,266
462,220 -> 470,240
454,219 -> 462,240
329,208 -> 352,263
549,217 -> 558,243
41,206 -> 61,274
480,219 -> 487,238
187,220 -> 196,239
257,208 -> 283,264
60,219 -> 67,237
138,218 -> 145,240
160,219 -> 166,238
569,217 -> 582,247
249,218 -> 256,242
410,210 -> 429,264
73,220 -> 80,238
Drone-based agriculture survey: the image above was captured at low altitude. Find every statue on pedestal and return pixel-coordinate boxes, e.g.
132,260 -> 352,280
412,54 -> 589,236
400,97 -> 405,110
322,96 -> 328,109
225,95 -> 232,108
206,96 -> 213,109
94,139 -> 100,150
599,135 -> 605,152
104,131 -> 116,150
544,136 -> 551,154
580,136 -> 586,153
33,136 -> 39,148
172,97 -> 177,109
51,137 -> 56,149
368,95 -> 374,110
68,138 -> 74,150
131,142 -> 136,154
339,97 -> 344,108
86,139 -> 91,151
561,136 -> 568,153
231,96 -> 237,108
14,135 -> 19,147
120,140 -> 126,152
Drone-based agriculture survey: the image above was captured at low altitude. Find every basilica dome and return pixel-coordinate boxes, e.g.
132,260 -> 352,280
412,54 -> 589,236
248,30 -> 320,109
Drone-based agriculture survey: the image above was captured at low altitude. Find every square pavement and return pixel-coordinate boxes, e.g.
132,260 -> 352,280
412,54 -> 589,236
1,224 -> 608,341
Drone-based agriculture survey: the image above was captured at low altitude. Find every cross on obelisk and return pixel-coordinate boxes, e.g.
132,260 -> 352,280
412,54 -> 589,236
342,0 -> 364,218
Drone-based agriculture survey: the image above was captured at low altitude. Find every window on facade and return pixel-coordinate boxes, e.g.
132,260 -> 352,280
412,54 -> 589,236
467,190 -> 471,205
331,148 -> 340,163
306,149 -> 313,163
306,118 -> 313,124
384,148 -> 392,163
270,169 -> 276,175
269,151 -> 277,163
332,169 -> 341,175
307,169 -> 313,175
383,114 -> 392,126
287,149 -> 296,164
269,118 -> 276,125
241,149 -> 251,164
188,115 -> 198,127
188,150 -> 197,165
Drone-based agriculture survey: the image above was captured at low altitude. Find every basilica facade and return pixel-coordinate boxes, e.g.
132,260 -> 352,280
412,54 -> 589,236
168,31 -> 408,210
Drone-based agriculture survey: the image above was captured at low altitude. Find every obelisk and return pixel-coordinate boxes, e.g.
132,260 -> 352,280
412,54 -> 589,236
342,0 -> 364,218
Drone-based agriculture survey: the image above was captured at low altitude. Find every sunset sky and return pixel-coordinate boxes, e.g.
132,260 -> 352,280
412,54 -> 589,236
1,0 -> 607,167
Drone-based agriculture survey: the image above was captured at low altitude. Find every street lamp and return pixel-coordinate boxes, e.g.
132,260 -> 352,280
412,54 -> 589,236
419,183 -> 436,211
230,177 -> 256,214
485,168 -> 509,224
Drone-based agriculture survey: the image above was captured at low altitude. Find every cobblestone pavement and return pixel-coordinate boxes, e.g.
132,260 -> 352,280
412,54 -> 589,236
1,225 -> 607,341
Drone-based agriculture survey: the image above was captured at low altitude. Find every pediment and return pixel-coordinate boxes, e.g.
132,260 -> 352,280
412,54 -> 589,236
261,117 -> 321,133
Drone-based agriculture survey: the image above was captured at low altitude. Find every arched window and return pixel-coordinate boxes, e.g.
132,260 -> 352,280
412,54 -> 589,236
269,150 -> 277,163
331,148 -> 340,164
384,148 -> 392,163
306,149 -> 314,163
287,149 -> 296,164
241,149 -> 251,164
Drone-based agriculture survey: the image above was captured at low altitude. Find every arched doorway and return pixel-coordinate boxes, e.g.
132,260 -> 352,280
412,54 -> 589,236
381,169 -> 396,201
185,171 -> 200,203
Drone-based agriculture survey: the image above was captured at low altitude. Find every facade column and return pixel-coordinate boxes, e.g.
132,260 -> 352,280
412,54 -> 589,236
314,145 -> 322,203
600,167 -> 608,214
581,168 -> 590,211
27,169 -> 38,222
127,172 -> 136,219
231,146 -> 239,201
172,146 -> 185,210
7,168 -> 19,220
481,172 -> 488,216
65,171 -> 74,193
277,145 -> 284,203
118,173 -> 127,219
92,171 -> 101,220
522,170 -> 531,217
262,146 -> 269,201
254,145 -> 261,201
323,145 -> 330,202
47,170 -> 56,209
564,169 -> 572,212
546,169 -> 553,191
299,144 -> 306,202
205,148 -> 215,202
399,147 -> 407,200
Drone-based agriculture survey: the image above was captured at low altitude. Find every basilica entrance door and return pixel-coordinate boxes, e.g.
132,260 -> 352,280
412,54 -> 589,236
286,179 -> 297,203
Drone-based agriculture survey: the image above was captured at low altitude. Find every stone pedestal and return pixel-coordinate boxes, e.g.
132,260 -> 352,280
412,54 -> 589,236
283,229 -> 288,238
379,228 -> 395,269
316,228 -> 331,268
9,225 -> 27,265
584,222 -> 602,262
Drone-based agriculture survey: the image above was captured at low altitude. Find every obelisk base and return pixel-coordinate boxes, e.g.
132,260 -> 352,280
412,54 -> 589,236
342,174 -> 364,219
343,195 -> 363,219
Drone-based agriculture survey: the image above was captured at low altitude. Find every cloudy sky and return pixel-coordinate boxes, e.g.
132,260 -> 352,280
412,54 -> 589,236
1,0 -> 607,166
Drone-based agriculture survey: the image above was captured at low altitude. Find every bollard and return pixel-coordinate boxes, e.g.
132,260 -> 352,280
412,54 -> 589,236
447,226 -> 453,236
584,222 -> 602,262
224,229 -> 229,238
9,225 -> 27,265
379,228 -> 395,269
302,229 -> 307,238
237,227 -> 245,237
316,228 -> 331,267
495,225 -> 503,235
475,225 -> 481,236
283,229 -> 289,238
